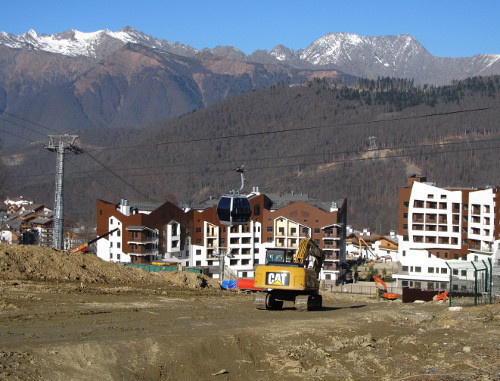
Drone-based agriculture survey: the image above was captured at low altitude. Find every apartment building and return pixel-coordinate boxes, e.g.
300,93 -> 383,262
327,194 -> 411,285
394,175 -> 500,290
96,191 -> 347,282
96,199 -> 191,265
190,191 -> 347,281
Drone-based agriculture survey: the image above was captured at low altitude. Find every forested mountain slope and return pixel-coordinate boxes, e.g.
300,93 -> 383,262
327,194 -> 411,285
3,76 -> 499,232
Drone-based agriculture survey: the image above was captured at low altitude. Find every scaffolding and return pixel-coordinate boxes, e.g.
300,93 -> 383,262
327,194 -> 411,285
446,258 -> 496,306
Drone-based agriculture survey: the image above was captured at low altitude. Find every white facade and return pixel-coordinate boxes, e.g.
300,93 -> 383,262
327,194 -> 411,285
395,181 -> 498,289
191,220 -> 267,278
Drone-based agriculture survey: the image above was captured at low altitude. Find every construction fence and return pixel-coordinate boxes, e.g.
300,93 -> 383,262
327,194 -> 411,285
323,281 -> 402,296
124,263 -> 203,274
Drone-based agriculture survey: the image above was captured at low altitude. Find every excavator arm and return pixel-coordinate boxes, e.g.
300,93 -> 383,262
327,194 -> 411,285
71,228 -> 119,253
294,238 -> 325,277
373,275 -> 398,300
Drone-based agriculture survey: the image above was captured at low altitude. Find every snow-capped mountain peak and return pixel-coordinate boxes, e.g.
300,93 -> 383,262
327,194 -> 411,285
0,27 -> 197,59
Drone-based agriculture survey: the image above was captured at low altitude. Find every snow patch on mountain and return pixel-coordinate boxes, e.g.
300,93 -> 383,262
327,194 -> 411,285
0,27 -> 199,59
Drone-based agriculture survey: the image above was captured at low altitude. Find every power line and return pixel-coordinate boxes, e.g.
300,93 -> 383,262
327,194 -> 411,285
61,143 -> 500,181
3,106 -> 498,161
0,111 -> 61,134
8,136 -> 500,180
85,151 -> 152,201
0,127 -> 35,142
0,116 -> 49,138
66,158 -> 124,199
84,106 -> 499,153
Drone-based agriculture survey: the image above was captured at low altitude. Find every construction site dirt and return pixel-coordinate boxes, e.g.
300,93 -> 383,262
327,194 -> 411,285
0,245 -> 498,380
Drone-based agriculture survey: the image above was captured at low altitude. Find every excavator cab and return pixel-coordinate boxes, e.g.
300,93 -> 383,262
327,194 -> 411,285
265,249 -> 298,266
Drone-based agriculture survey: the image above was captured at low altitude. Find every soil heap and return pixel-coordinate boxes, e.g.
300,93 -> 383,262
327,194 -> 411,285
0,243 -> 219,289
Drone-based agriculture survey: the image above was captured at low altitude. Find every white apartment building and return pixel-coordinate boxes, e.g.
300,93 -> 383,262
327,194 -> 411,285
394,176 -> 499,290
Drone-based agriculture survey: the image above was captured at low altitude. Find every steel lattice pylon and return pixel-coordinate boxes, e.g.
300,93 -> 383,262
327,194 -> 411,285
44,135 -> 83,250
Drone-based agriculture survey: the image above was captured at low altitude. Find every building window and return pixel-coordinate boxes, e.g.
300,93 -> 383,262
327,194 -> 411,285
242,271 -> 248,277
415,267 -> 421,273
196,228 -> 202,233
196,249 -> 201,255
242,259 -> 250,265
461,270 -> 467,277
117,242 -> 120,248
253,204 -> 260,215
110,218 -> 114,225
314,228 -> 320,234
196,239 -> 201,244
428,267 -> 434,273
230,259 -> 238,266
117,254 -> 120,260
402,250 -> 406,257
110,242 -> 113,248
196,261 -> 201,266
441,268 -> 447,274
402,266 -> 409,272
267,227 -> 273,232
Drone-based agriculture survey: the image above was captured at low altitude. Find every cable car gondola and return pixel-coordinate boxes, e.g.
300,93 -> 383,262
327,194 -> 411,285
216,167 -> 252,226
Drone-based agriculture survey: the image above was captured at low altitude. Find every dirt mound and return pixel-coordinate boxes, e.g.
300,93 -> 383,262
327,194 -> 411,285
154,271 -> 221,289
0,244 -> 218,289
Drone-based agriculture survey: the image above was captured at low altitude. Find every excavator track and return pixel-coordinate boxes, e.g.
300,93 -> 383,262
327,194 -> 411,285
254,292 -> 284,310
254,293 -> 268,310
295,295 -> 311,311
295,294 -> 322,311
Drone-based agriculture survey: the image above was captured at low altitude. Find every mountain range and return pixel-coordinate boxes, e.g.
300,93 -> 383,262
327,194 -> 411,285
0,27 -> 499,139
1,27 -> 499,83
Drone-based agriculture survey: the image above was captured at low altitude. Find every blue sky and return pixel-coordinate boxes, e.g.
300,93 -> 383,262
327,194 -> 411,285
2,0 -> 498,57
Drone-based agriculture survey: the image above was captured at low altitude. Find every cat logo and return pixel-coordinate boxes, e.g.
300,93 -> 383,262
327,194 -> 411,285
265,272 -> 290,286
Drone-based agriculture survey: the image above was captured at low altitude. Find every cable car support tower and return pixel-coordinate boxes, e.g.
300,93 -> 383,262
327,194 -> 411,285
44,135 -> 83,250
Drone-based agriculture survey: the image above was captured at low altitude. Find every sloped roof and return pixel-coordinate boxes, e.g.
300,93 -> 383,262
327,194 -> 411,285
30,217 -> 52,225
128,201 -> 163,212
266,193 -> 345,212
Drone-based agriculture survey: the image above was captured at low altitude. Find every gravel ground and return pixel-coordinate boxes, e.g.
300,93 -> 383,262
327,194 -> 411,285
0,244 -> 498,380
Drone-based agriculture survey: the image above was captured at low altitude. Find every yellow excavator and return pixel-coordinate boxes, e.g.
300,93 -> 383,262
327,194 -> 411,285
254,238 -> 325,311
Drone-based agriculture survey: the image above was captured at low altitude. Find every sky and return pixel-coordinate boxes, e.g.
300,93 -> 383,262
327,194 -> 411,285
1,0 -> 499,57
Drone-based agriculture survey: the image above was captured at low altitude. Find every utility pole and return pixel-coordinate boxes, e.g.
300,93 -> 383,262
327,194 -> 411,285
45,135 -> 83,250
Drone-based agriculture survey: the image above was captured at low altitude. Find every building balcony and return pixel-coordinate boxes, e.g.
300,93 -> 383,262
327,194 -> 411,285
324,253 -> 339,260
323,262 -> 338,271
128,238 -> 157,245
128,247 -> 157,255
323,243 -> 339,249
